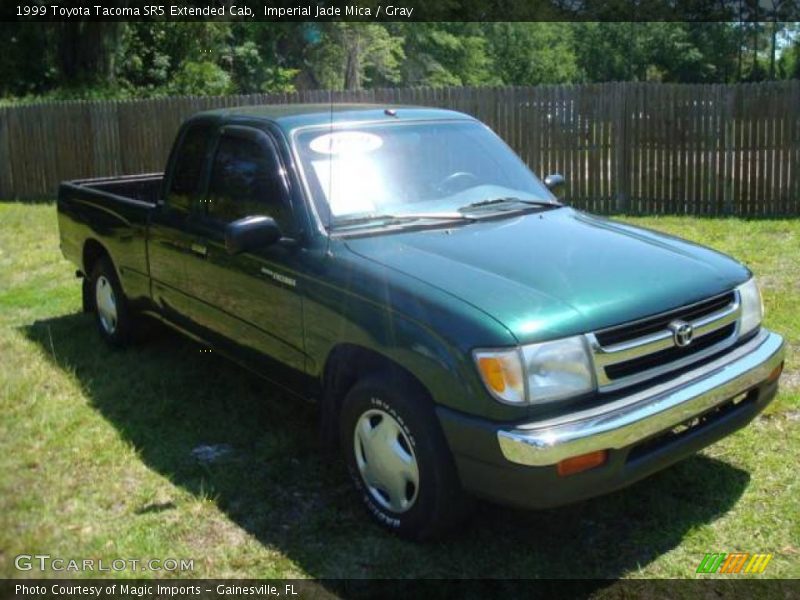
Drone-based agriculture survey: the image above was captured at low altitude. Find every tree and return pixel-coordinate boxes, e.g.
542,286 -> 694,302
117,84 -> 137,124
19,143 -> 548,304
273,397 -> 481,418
228,41 -> 297,93
0,23 -> 54,97
56,22 -> 125,86
573,22 -> 648,82
650,23 -> 738,83
119,22 -> 232,95
776,29 -> 800,79
485,23 -> 579,85
672,23 -> 739,83
574,23 -> 739,84
228,23 -> 305,93
761,0 -> 798,79
308,24 -> 404,90
2,20 -> 794,103
391,23 -> 499,87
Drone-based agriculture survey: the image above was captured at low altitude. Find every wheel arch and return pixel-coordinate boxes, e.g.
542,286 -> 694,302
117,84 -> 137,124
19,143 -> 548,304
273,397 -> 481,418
82,238 -> 112,277
81,239 -> 113,312
319,343 -> 434,448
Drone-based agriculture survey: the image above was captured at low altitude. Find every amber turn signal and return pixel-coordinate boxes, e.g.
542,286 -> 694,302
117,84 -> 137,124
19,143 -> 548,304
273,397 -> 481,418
556,450 -> 608,476
477,356 -> 508,392
766,361 -> 784,384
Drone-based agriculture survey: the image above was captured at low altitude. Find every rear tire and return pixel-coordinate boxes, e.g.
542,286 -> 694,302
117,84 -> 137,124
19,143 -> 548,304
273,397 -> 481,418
81,277 -> 92,313
89,256 -> 132,348
339,372 -> 471,540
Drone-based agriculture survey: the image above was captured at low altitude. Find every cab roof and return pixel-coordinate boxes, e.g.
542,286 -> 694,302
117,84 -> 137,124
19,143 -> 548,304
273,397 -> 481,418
192,103 -> 475,133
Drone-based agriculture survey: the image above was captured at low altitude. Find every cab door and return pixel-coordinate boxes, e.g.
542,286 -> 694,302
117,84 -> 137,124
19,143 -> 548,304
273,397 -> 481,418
148,119 -> 215,334
181,125 -> 306,384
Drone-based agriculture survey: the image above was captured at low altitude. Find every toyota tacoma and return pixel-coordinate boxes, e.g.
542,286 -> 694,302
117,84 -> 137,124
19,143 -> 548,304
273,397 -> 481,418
57,104 -> 786,539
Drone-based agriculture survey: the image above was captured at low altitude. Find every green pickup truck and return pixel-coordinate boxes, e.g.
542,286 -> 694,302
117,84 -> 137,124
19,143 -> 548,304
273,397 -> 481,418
58,104 -> 785,539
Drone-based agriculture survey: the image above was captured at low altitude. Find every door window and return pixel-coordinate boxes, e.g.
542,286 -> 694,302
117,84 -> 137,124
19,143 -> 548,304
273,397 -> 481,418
166,122 -> 213,213
207,133 -> 290,228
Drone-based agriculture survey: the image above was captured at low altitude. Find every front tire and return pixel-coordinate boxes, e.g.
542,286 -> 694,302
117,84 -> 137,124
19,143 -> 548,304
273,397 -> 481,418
90,256 -> 132,347
339,373 -> 470,540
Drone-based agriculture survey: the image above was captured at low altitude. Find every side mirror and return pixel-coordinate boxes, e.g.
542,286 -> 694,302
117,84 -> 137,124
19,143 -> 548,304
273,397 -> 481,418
225,216 -> 281,255
544,173 -> 566,201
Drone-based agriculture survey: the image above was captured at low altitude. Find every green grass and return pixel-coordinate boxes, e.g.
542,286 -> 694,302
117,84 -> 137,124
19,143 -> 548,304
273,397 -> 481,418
0,202 -> 798,583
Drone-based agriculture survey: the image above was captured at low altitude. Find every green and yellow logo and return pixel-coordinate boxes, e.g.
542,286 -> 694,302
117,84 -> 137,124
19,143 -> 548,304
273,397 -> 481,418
697,552 -> 773,574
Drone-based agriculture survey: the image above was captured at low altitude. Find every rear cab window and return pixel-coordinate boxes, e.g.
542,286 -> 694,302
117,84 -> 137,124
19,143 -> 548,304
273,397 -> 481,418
165,121 -> 214,213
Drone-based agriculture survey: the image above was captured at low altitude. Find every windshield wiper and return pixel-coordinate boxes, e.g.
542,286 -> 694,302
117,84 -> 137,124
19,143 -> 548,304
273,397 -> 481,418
331,212 -> 475,229
458,197 -> 558,212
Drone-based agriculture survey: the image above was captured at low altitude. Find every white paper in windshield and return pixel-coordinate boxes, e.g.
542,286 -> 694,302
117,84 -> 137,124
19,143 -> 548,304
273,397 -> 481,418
308,131 -> 389,216
309,131 -> 383,155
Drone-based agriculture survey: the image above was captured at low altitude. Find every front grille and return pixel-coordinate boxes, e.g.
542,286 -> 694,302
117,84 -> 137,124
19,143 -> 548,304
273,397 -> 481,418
604,323 -> 736,380
588,291 -> 741,391
595,292 -> 736,347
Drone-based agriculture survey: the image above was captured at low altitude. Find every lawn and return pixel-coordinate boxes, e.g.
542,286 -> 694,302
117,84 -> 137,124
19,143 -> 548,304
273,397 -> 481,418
0,202 -> 798,584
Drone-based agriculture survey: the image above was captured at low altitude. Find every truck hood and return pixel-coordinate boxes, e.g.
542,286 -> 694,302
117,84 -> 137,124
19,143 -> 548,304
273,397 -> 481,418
343,208 -> 750,343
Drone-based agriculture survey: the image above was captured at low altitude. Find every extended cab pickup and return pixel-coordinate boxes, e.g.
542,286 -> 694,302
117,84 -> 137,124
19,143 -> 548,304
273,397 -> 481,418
58,105 -> 785,539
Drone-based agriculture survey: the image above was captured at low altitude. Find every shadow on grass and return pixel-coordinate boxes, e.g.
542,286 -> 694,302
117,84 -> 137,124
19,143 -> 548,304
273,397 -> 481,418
23,312 -> 751,584
0,198 -> 57,206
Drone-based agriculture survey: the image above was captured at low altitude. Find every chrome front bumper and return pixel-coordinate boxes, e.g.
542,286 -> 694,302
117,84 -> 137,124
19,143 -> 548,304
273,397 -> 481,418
498,329 -> 785,466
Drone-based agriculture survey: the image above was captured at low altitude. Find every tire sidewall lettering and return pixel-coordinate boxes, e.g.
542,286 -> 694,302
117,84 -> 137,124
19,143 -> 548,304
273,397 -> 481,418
369,396 -> 417,450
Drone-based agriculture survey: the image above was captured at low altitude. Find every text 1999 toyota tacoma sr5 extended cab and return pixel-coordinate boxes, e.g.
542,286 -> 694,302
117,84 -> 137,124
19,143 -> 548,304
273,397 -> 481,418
58,105 -> 785,539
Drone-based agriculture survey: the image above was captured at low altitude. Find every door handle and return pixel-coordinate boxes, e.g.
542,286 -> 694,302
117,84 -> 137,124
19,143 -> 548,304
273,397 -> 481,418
190,243 -> 208,257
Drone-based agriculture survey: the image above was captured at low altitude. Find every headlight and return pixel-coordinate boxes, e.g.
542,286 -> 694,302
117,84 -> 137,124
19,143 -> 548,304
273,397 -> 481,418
474,335 -> 594,405
737,277 -> 763,337
521,336 -> 595,403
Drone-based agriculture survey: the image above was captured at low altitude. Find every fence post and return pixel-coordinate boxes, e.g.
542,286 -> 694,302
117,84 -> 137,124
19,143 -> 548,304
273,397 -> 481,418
0,107 -> 11,199
722,85 -> 735,215
613,82 -> 630,213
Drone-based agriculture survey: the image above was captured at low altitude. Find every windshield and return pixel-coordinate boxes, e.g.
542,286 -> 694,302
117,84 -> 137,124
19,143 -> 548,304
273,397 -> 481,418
294,120 -> 556,226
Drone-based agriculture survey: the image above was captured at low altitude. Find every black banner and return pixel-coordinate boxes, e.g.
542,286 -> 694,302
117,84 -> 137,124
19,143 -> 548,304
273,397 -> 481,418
3,0 -> 800,22
2,579 -> 800,600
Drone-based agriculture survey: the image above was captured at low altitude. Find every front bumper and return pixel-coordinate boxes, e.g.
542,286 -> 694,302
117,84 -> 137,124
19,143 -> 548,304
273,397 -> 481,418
438,329 -> 784,509
498,329 -> 784,466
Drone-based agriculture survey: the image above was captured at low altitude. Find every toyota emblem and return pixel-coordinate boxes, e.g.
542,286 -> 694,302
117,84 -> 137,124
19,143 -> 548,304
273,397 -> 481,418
669,320 -> 694,347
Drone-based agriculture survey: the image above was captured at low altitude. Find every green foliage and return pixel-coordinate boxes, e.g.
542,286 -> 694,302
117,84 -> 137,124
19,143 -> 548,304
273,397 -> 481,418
777,41 -> 800,79
119,22 -> 233,96
0,22 -> 798,103
308,23 -> 404,90
231,41 -> 269,92
230,41 -> 298,94
168,61 -> 232,96
573,23 -> 739,83
486,23 -> 579,85
393,23 -> 499,87
0,23 -> 55,97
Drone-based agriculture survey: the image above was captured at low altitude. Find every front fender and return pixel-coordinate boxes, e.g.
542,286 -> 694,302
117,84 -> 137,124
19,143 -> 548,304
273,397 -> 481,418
302,248 -> 525,422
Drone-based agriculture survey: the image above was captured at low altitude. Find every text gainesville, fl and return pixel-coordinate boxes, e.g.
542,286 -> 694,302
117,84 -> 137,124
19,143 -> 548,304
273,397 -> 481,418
14,584 -> 300,597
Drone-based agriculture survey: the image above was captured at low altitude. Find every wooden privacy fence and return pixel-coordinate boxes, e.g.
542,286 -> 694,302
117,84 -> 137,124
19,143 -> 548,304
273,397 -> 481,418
1,81 -> 799,216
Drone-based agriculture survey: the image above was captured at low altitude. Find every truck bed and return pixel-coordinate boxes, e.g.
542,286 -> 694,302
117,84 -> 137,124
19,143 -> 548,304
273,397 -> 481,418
60,173 -> 163,206
57,173 -> 162,307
